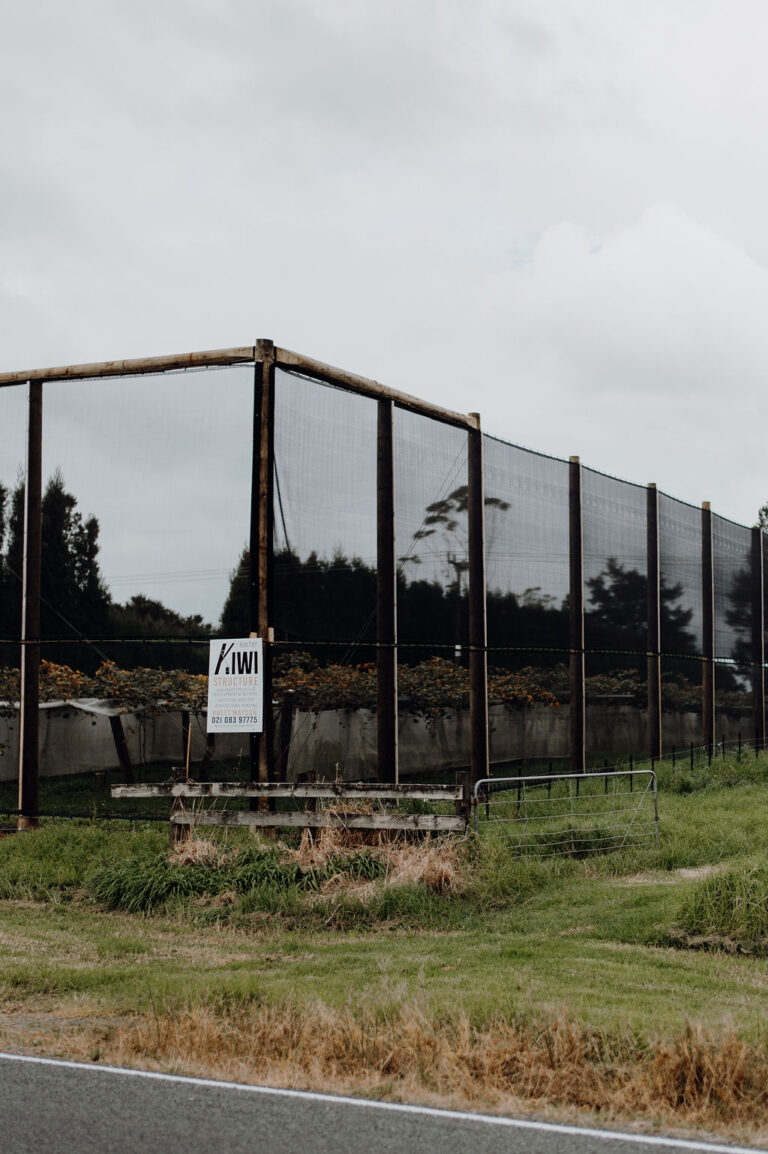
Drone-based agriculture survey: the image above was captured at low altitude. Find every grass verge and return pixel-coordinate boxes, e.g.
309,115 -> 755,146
4,754 -> 768,1142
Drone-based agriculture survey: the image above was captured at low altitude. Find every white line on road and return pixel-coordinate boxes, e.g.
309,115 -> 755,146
0,1052 -> 761,1154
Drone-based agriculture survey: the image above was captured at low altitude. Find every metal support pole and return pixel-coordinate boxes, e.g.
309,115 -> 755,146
647,483 -> 662,759
250,342 -> 275,790
569,456 -> 585,774
18,380 -> 42,830
376,399 -> 398,783
701,502 -> 715,752
751,527 -> 766,752
467,415 -> 489,790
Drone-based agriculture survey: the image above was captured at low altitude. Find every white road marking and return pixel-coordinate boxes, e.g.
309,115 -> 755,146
0,1052 -> 760,1153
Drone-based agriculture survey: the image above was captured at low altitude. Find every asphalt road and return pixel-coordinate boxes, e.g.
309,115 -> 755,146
0,1053 -> 761,1154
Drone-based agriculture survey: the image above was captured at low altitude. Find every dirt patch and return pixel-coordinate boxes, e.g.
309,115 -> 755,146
618,865 -> 724,887
667,929 -> 768,956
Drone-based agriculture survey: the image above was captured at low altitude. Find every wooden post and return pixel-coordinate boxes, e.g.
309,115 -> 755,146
198,729 -> 215,782
109,715 -> 134,784
467,415 -> 489,790
647,484 -> 662,759
569,456 -> 585,774
250,341 -> 276,793
455,769 -> 471,827
377,399 -> 398,783
18,380 -> 42,830
701,502 -> 715,752
752,527 -> 766,751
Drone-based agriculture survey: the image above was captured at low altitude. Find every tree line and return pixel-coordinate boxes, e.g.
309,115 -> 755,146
0,473 -> 211,672
0,473 -> 753,688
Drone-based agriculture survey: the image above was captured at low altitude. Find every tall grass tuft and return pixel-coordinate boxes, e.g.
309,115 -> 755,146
675,859 -> 768,950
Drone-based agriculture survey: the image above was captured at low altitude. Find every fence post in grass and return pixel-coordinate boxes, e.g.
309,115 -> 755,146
701,501 -> 715,758
377,398 -> 398,784
569,456 -> 586,774
467,413 -> 489,792
18,379 -> 42,831
250,340 -> 276,799
751,527 -> 766,755
647,484 -> 662,760
455,769 -> 471,827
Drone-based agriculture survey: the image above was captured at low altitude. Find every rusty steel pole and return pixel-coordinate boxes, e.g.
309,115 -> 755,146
751,527 -> 766,751
701,502 -> 715,753
250,341 -> 275,790
647,484 -> 662,759
467,414 -> 489,791
18,380 -> 42,830
376,399 -> 398,783
569,456 -> 585,774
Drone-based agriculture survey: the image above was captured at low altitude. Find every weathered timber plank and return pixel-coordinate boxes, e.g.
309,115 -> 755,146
112,782 -> 463,801
169,810 -> 465,831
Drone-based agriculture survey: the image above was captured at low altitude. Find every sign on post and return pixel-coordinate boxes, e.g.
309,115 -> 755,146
207,638 -> 264,732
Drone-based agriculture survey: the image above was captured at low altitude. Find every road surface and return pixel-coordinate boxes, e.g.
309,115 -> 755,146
0,1053 -> 761,1154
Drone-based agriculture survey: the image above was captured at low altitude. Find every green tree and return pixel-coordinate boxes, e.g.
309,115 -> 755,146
3,471 -> 111,668
109,594 -> 212,672
219,547 -> 250,636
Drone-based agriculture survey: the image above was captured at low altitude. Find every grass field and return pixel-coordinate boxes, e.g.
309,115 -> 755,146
3,751 -> 768,1143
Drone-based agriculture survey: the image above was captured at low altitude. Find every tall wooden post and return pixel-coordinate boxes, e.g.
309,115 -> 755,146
751,527 -> 766,751
376,399 -> 398,783
250,341 -> 275,788
569,456 -> 585,774
18,380 -> 42,830
647,484 -> 662,759
467,414 -> 489,790
701,502 -> 715,752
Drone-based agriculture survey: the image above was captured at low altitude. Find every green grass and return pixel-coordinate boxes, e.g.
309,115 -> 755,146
88,846 -> 386,914
3,753 -> 768,1040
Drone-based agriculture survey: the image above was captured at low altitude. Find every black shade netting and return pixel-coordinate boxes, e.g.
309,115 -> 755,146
713,515 -> 752,665
483,435 -> 570,673
658,494 -> 703,710
582,468 -> 647,675
712,514 -> 753,728
585,651 -> 650,762
272,369 -> 378,662
33,365 -> 253,676
395,408 -> 469,663
0,383 -> 27,666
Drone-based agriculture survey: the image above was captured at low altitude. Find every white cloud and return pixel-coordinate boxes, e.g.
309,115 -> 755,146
481,204 -> 768,521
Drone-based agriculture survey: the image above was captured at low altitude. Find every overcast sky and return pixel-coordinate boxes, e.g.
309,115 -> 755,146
3,0 -> 768,623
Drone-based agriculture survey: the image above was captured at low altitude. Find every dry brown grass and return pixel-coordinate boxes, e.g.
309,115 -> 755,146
288,827 -> 463,895
8,1001 -> 768,1141
382,841 -> 461,894
168,837 -> 235,868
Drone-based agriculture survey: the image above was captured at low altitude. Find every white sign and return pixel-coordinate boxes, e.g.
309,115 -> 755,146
207,638 -> 264,732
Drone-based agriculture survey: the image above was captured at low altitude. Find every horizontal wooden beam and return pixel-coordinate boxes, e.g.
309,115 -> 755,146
275,347 -> 477,430
170,810 -> 465,832
0,347 -> 256,388
112,781 -> 463,801
0,342 -> 477,436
